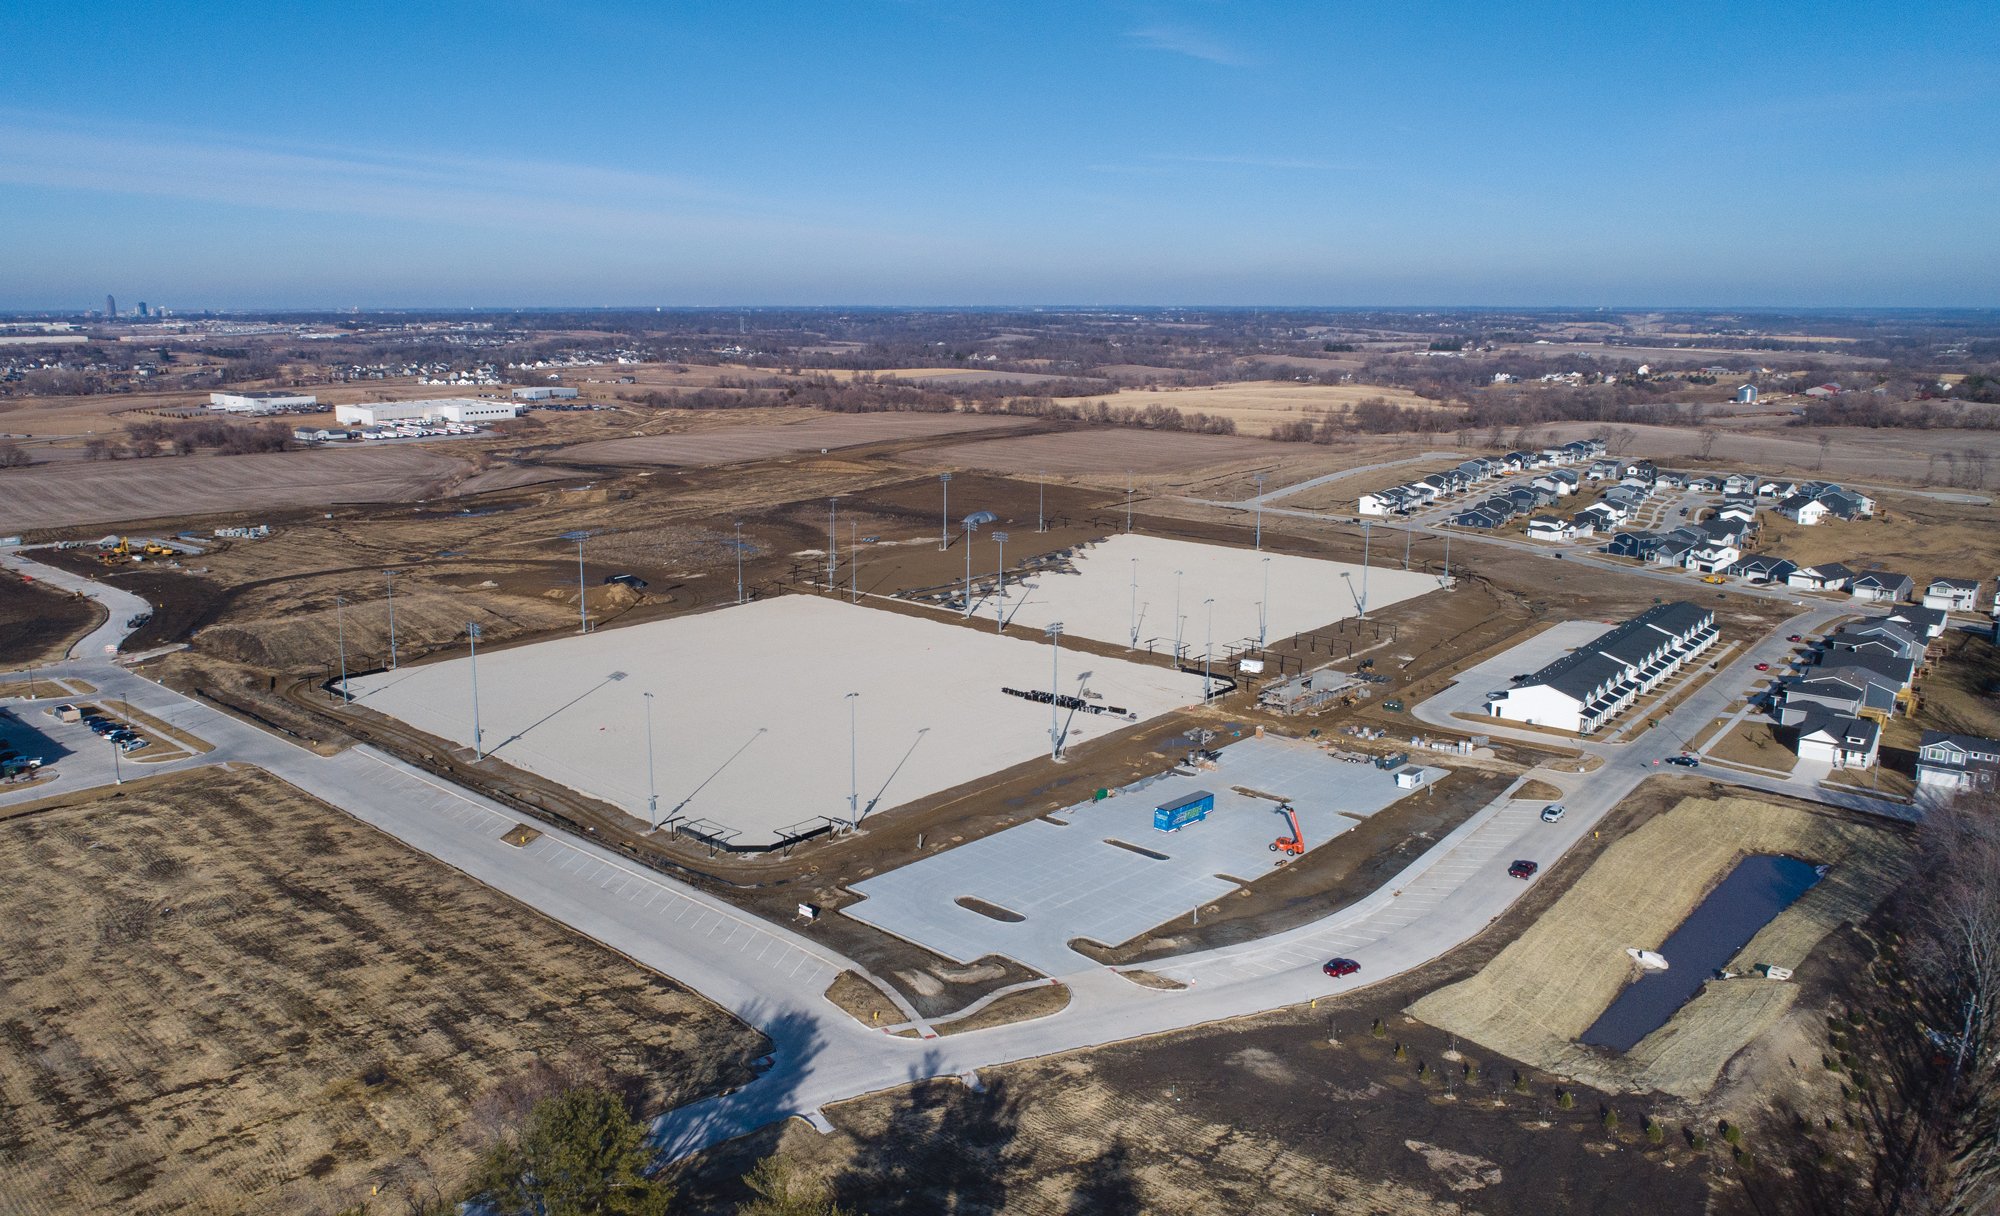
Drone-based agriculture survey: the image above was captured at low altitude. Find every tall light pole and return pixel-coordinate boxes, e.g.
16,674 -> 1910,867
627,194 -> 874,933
334,595 -> 350,703
1045,622 -> 1065,761
384,570 -> 398,669
851,521 -> 859,603
1254,472 -> 1266,550
1203,597 -> 1215,702
1173,569 -> 1184,665
1404,521 -> 1413,570
576,535 -> 590,633
467,621 -> 484,760
1443,529 -> 1450,579
643,690 -> 658,829
845,692 -> 860,824
1125,472 -> 1134,533
109,731 -> 122,785
1037,472 -> 1046,533
827,498 -> 838,591
962,519 -> 975,616
1128,556 -> 1138,649
938,473 -> 952,550
734,521 -> 745,604
1260,556 -> 1271,648
1359,522 -> 1372,619
993,531 -> 1009,632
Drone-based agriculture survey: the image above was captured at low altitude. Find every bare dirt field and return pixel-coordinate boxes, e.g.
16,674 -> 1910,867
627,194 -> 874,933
1109,379 -> 1440,435
912,428 -> 1309,476
553,412 -> 1031,467
0,446 -> 490,531
1753,490 -> 2000,582
0,766 -> 762,1216
1410,790 -> 1908,1100
1541,421 -> 2000,488
0,571 -> 102,666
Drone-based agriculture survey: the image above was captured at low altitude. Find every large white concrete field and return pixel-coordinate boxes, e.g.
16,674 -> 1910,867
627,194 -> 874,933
976,534 -> 1439,655
347,596 -> 1208,847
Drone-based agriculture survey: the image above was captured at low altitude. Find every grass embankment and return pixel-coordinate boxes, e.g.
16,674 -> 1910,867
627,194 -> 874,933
1409,794 -> 1907,1099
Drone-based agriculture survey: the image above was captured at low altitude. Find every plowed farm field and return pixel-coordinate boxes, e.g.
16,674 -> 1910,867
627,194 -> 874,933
0,445 -> 481,530
554,412 -> 1030,467
911,427 -> 1304,475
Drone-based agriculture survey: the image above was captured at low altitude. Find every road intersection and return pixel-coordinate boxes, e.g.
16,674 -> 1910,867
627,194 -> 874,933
0,537 -> 1909,1158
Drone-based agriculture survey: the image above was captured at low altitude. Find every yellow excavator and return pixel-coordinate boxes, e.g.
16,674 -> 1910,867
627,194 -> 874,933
97,538 -> 131,564
142,542 -> 176,558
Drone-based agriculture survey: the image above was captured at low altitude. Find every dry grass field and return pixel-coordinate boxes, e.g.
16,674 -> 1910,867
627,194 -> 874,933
1541,421 -> 2000,487
1109,379 -> 1439,436
910,427 -> 1309,476
1409,792 -> 1907,1100
1753,491 -> 2000,580
0,767 -> 762,1216
553,411 -> 1029,467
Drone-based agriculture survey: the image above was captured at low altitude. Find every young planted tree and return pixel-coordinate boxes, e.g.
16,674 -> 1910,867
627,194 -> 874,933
471,1086 -> 674,1216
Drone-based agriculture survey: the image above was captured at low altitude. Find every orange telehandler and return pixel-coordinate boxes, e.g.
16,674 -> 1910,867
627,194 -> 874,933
1270,803 -> 1305,856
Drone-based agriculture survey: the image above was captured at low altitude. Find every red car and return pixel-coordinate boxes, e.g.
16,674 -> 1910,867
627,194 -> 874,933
1787,634 -> 1803,642
1508,859 -> 1539,880
1755,662 -> 1771,671
1323,958 -> 1361,978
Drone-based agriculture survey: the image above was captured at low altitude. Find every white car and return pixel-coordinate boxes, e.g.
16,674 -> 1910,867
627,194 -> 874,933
1540,804 -> 1566,823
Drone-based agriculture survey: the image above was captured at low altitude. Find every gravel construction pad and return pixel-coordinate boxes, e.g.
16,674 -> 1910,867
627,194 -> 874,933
972,534 -> 1442,655
347,596 -> 1208,847
844,735 -> 1444,974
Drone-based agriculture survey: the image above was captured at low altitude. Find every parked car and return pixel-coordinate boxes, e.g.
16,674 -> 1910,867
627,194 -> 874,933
1322,958 -> 1361,978
1754,662 -> 1770,671
1787,634 -> 1803,642
1508,860 -> 1540,879
1540,804 -> 1566,823
1666,755 -> 1701,768
117,736 -> 146,752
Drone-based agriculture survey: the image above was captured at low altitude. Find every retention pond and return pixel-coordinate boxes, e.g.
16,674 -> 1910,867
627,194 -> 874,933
1581,854 -> 1823,1053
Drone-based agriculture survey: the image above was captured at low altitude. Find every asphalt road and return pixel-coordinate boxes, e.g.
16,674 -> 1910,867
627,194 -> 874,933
0,542 -> 1909,1159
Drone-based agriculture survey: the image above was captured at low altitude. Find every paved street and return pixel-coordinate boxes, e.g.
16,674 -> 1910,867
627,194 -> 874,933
0,542 -> 1910,1158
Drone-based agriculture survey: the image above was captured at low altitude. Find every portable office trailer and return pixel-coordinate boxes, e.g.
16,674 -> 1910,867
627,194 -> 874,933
1153,789 -> 1216,832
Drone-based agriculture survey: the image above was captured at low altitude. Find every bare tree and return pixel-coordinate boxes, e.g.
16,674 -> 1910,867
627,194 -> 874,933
1698,427 -> 1721,460
0,440 -> 28,468
1817,432 -> 1833,471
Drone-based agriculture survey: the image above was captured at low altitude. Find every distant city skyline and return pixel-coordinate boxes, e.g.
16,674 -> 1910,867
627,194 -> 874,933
2,1 -> 1996,309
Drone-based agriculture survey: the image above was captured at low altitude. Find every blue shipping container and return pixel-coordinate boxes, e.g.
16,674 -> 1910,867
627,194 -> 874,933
1153,790 -> 1216,832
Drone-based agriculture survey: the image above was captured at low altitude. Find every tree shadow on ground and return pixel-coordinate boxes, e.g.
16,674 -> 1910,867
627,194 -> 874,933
831,1049 -> 1025,1215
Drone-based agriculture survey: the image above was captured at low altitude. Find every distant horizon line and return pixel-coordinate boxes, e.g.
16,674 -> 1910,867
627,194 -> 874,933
7,302 -> 2000,317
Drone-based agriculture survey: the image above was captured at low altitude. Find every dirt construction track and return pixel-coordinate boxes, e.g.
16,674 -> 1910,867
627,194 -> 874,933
553,413 -> 1030,466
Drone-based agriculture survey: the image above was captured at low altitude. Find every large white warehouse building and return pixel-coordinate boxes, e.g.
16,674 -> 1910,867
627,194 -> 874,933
209,390 -> 318,413
333,398 -> 519,427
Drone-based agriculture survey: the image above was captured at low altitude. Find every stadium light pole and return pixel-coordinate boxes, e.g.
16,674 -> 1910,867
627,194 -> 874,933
1037,472 -> 1045,533
467,621 -> 484,760
846,692 -> 860,825
1261,556 -> 1271,648
334,595 -> 350,703
851,521 -> 859,603
938,473 -> 952,550
1173,569 -> 1184,664
993,531 -> 1009,632
109,730 -> 122,785
575,535 -> 589,633
1443,529 -> 1450,579
734,521 -> 745,604
1254,472 -> 1266,550
1045,622 -> 1065,761
827,498 -> 837,591
1359,521 -> 1371,619
384,569 -> 398,669
1128,557 -> 1138,649
1125,472 -> 1133,533
643,690 -> 658,829
1203,597 -> 1215,702
1404,520 -> 1413,570
962,519 -> 976,615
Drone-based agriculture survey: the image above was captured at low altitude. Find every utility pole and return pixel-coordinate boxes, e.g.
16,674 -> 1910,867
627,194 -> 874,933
467,621 -> 484,760
827,498 -> 837,591
643,690 -> 658,829
1204,597 -> 1215,702
1444,529 -> 1451,579
846,691 -> 860,825
938,473 -> 952,550
1046,622 -> 1065,760
1404,522 -> 1412,570
334,595 -> 350,703
993,532 -> 1009,632
1254,472 -> 1266,550
384,570 -> 398,668
734,521 -> 745,604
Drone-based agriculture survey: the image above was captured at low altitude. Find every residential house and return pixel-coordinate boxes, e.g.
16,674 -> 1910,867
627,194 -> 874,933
1687,539 -> 1740,574
1776,673 -> 1898,723
1485,601 -> 1718,734
1715,503 -> 1758,526
1792,712 -> 1882,768
1722,473 -> 1760,497
1923,578 -> 1981,612
1607,531 -> 1663,561
1686,474 -> 1725,492
1818,488 -> 1874,520
1566,514 -> 1598,539
1787,562 -> 1855,592
1653,538 -> 1696,568
1775,493 -> 1830,525
1850,571 -> 1914,604
1915,730 -> 2000,793
1823,624 -> 1925,665
1359,489 -> 1411,516
1532,469 -> 1581,497
1878,605 -> 1949,641
1587,459 -> 1621,481
1757,478 -> 1799,499
1526,516 -> 1570,542
1730,555 -> 1798,585
1456,507 -> 1506,529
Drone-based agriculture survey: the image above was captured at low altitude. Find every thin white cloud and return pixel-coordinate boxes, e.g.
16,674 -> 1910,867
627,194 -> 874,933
1124,24 -> 1252,67
0,111 -> 926,252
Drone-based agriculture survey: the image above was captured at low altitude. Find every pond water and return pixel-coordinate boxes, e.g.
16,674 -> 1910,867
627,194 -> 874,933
1580,854 -> 1824,1053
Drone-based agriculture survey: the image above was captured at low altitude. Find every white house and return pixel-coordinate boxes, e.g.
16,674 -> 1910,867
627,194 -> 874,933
1526,516 -> 1570,542
1850,571 -> 1914,604
1788,563 -> 1854,593
1775,494 -> 1830,526
1922,578 -> 1981,612
1793,713 -> 1881,769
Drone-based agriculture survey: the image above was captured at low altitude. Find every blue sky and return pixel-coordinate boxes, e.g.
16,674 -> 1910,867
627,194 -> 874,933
2,1 -> 1996,308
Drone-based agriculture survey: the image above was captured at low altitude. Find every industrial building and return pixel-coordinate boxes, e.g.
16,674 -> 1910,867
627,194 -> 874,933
208,390 -> 319,413
332,398 -> 519,427
511,386 -> 580,400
